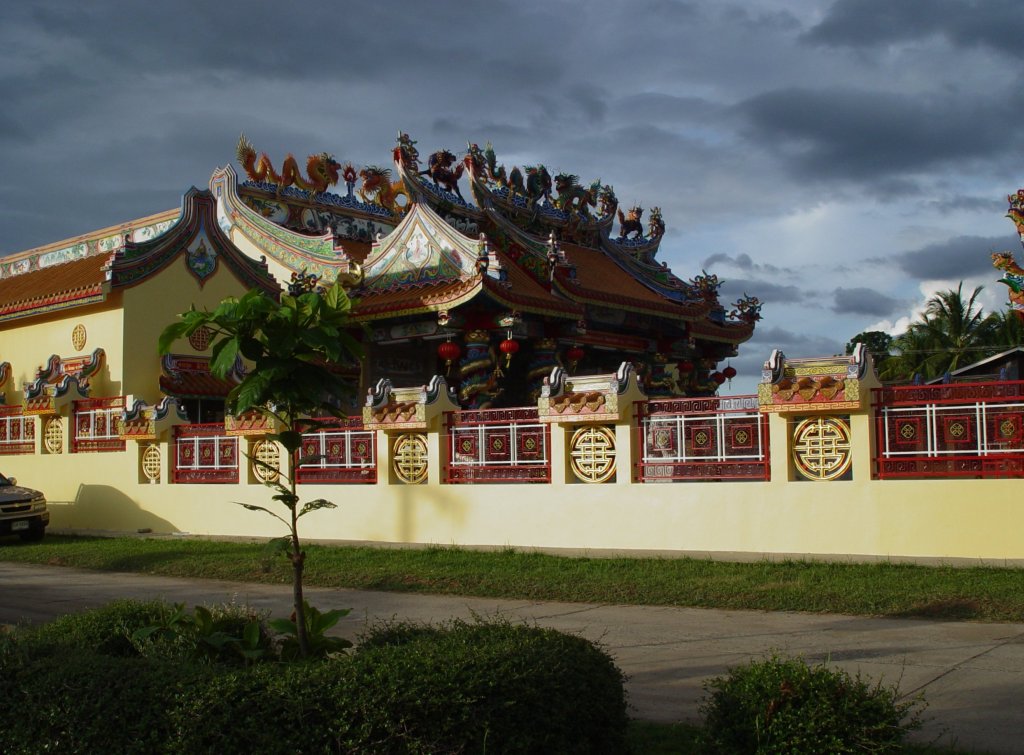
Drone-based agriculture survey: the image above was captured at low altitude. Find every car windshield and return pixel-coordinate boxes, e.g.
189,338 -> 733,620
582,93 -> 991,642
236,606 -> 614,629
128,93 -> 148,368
0,473 -> 11,486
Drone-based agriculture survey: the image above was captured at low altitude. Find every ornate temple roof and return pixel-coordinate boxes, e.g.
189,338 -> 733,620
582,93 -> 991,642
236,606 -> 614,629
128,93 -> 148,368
0,189 -> 278,323
107,188 -> 278,294
0,133 -> 761,375
0,253 -> 109,323
0,207 -> 180,281
350,201 -> 580,322
210,165 -> 366,286
554,242 -> 706,319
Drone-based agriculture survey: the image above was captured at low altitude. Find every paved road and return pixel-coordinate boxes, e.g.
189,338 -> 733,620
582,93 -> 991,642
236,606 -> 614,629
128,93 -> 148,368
2,562 -> 1021,753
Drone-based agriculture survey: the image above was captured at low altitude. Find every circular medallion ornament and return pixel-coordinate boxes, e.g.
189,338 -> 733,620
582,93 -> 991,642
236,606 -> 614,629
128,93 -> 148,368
142,444 -> 162,483
188,326 -> 212,352
569,425 -> 617,483
792,416 -> 853,481
393,433 -> 428,484
251,440 -> 281,483
71,324 -> 87,351
44,417 -> 63,454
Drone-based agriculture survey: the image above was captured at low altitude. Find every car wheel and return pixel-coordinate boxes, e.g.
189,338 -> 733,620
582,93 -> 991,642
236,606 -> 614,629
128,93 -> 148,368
18,526 -> 45,543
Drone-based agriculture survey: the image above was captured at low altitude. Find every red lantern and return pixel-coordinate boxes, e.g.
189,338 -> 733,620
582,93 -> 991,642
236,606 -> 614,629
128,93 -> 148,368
566,345 -> 585,372
676,359 -> 694,374
722,365 -> 737,380
499,337 -> 520,367
711,371 -> 726,385
438,340 -> 461,374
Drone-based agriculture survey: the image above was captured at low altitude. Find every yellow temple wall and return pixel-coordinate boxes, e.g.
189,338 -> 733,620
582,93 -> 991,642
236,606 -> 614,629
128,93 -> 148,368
2,407 -> 1018,562
120,259 -> 255,401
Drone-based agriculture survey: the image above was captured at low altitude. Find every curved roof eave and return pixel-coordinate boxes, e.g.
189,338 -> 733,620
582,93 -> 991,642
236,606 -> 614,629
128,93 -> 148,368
210,165 -> 360,284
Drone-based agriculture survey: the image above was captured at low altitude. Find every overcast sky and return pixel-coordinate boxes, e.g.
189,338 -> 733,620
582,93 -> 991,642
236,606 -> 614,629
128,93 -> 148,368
2,0 -> 1022,393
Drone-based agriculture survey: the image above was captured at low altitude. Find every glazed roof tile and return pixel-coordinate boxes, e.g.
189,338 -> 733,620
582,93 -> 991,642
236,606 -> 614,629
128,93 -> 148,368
352,277 -> 482,320
159,370 -> 237,399
0,254 -> 108,321
556,243 -> 704,318
483,251 -> 581,318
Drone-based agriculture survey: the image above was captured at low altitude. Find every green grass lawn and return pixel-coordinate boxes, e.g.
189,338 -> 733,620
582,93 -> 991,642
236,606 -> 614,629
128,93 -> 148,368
2,534 -> 1023,621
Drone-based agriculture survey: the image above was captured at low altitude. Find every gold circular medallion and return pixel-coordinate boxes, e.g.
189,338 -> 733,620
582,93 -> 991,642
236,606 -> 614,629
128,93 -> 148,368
71,324 -> 87,351
43,417 -> 63,454
569,425 -> 617,483
141,444 -> 162,482
251,440 -> 281,483
188,326 -> 212,352
792,416 -> 852,481
393,433 -> 428,484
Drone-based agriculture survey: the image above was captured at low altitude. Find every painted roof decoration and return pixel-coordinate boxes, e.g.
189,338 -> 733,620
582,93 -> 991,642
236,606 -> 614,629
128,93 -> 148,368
107,188 -> 278,293
539,362 -> 645,423
362,375 -> 459,431
211,164 -> 369,286
22,348 -> 106,414
362,202 -> 487,293
0,209 -> 179,281
758,343 -> 880,413
120,395 -> 188,441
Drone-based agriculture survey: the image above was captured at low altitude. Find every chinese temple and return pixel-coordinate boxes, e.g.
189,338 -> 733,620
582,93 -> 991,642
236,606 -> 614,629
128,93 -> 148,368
0,137 -> 1022,567
224,133 -> 761,409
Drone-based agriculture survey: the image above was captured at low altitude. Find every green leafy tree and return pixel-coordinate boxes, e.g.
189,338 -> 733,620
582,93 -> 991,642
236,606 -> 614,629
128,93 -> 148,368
159,278 -> 361,656
881,284 -> 1001,382
845,330 -> 893,373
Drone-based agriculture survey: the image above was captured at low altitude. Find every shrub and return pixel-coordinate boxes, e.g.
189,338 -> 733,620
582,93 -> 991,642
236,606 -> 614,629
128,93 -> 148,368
0,651 -> 208,755
2,605 -> 629,754
176,619 -> 629,754
699,654 -> 924,754
348,619 -> 630,754
16,598 -> 167,657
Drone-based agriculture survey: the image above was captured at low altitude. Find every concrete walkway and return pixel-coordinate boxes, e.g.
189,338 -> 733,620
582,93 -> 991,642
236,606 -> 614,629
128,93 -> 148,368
1,562 -> 1021,753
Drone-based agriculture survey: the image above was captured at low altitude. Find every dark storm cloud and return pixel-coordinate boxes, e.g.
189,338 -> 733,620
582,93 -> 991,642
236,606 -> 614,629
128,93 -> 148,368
926,194 -> 1006,215
890,235 -> 1013,280
615,93 -> 720,123
831,287 -> 902,317
743,326 -> 845,360
20,1 -> 543,82
716,277 -> 805,306
736,86 -> 1024,183
805,0 -> 1024,59
702,252 -> 788,276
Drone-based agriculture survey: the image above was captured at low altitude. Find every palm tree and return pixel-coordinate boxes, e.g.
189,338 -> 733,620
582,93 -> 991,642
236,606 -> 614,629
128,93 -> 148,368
991,307 -> 1024,349
882,284 -> 1001,382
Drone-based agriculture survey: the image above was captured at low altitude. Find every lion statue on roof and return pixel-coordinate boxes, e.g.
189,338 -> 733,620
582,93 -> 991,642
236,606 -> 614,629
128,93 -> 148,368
617,206 -> 644,239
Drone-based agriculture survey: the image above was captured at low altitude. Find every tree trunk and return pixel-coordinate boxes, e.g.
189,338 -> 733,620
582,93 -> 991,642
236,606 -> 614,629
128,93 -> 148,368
291,535 -> 309,656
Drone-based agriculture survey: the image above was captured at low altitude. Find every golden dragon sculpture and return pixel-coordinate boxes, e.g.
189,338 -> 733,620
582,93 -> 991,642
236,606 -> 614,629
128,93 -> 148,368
236,133 -> 341,195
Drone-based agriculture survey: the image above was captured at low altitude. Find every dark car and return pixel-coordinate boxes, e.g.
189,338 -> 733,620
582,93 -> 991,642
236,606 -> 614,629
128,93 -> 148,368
0,473 -> 48,542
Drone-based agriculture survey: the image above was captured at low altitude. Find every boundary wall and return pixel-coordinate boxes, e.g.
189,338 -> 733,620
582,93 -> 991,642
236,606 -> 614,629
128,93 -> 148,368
3,358 -> 1023,562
